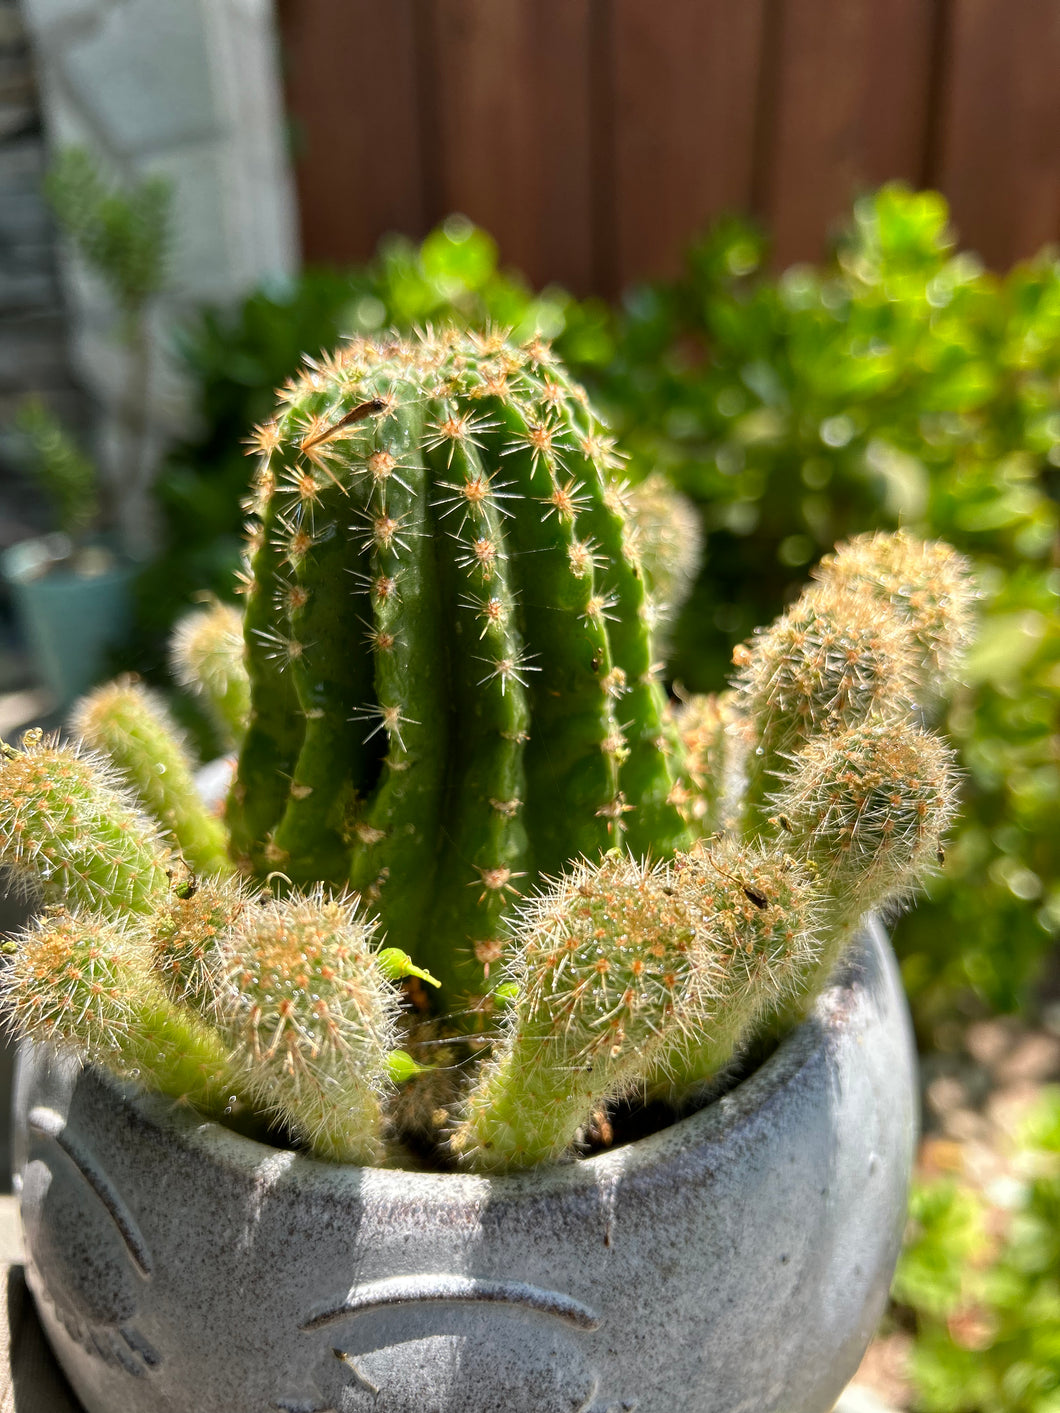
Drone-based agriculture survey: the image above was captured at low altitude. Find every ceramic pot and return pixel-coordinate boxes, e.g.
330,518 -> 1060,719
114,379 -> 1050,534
1,537 -> 134,708
13,918 -> 916,1413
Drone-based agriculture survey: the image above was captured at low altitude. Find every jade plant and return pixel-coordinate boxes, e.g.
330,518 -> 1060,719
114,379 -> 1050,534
0,330 -> 972,1173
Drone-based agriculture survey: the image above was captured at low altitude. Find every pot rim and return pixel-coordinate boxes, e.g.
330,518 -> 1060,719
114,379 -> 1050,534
34,917 -> 884,1204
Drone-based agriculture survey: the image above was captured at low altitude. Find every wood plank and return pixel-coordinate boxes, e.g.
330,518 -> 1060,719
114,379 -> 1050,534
610,0 -> 766,287
278,0 -> 425,265
761,0 -> 937,268
426,0 -> 595,293
935,0 -> 1060,268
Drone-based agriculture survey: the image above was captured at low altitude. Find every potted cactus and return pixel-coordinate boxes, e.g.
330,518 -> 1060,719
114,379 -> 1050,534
1,330 -> 972,1413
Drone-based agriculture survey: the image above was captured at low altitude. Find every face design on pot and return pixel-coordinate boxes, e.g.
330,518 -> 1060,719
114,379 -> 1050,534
272,1275 -> 627,1413
21,1105 -> 160,1377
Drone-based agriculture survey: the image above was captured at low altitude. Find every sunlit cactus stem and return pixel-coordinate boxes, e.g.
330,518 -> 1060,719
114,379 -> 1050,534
452,841 -> 818,1172
769,717 -> 959,999
0,731 -> 170,917
451,852 -> 703,1172
212,888 -> 399,1164
71,678 -> 231,877
812,530 -> 976,702
729,583 -> 919,835
639,842 -> 821,1102
4,907 -> 236,1117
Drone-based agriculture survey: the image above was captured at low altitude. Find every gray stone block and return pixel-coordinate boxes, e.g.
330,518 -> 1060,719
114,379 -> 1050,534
20,0 -> 108,39
57,0 -> 219,157
0,269 -> 56,309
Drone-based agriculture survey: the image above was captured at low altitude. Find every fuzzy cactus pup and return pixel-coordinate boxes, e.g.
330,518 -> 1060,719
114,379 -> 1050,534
213,887 -> 399,1165
813,530 -> 975,700
169,600 -> 250,748
452,842 -> 820,1171
71,678 -> 230,878
0,730 -> 171,917
4,907 -> 235,1117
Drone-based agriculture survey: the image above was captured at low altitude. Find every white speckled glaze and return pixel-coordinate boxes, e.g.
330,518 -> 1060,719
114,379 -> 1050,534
13,918 -> 916,1413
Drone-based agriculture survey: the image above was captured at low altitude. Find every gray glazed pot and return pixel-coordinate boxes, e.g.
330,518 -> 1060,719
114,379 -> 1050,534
13,918 -> 916,1413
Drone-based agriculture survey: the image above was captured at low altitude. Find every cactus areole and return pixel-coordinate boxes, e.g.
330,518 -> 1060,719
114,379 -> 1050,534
230,330 -> 693,1005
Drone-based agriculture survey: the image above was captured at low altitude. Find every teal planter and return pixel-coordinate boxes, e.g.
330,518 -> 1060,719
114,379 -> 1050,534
2,538 -> 135,709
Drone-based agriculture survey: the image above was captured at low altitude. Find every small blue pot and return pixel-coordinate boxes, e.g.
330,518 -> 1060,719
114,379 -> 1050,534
2,538 -> 135,708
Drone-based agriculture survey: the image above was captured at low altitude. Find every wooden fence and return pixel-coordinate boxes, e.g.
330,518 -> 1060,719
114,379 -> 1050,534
278,0 -> 1060,294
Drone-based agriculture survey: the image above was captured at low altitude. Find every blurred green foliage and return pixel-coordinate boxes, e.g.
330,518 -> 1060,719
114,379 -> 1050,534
14,397 -> 99,541
45,147 -> 170,332
892,1090 -> 1060,1411
144,185 -> 1059,1026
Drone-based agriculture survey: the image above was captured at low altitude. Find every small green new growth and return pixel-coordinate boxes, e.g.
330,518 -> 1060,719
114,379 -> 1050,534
0,330 -> 972,1175
214,887 -> 398,1165
169,602 -> 251,748
71,679 -> 231,877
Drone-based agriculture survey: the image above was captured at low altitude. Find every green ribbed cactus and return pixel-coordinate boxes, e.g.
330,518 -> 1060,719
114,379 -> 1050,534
0,329 -> 974,1174
221,889 -> 398,1164
228,330 -> 693,1005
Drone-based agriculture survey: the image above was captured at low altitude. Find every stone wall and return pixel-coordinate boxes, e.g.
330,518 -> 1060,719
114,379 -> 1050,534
15,0 -> 299,556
